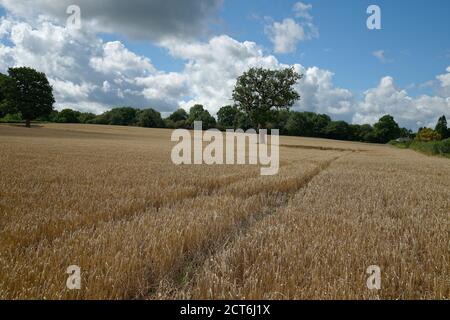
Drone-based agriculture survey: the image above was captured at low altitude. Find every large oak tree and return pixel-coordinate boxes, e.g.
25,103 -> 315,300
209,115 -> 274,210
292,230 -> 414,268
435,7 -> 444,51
232,67 -> 302,142
1,67 -> 55,127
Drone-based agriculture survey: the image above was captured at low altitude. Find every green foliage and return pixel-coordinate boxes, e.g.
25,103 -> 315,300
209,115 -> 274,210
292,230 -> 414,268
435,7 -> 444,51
322,121 -> 351,140
217,105 -> 240,129
90,107 -> 138,126
349,124 -> 375,142
1,67 -> 55,127
416,128 -> 441,142
285,112 -> 335,138
56,109 -> 81,123
136,108 -> 165,128
168,108 -> 188,122
0,112 -> 22,123
435,115 -> 449,139
267,109 -> 291,135
234,111 -> 253,131
187,104 -> 216,129
0,72 -> 8,116
285,112 -> 332,137
77,112 -> 96,124
373,115 -> 401,143
232,67 -> 302,129
434,138 -> 450,154
87,107 -> 165,128
285,112 -> 310,136
391,137 -> 450,158
165,108 -> 189,128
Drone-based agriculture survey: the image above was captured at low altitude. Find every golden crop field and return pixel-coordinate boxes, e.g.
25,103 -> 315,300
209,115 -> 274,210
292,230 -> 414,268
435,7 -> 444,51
0,123 -> 449,300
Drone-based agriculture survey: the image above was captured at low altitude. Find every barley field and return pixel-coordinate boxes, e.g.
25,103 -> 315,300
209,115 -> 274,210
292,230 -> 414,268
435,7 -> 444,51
0,123 -> 449,300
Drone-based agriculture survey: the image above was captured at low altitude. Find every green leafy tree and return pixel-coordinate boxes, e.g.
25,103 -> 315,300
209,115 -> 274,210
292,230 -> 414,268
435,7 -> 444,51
56,109 -> 81,123
235,111 -> 253,131
285,111 -> 330,137
136,108 -> 165,128
78,112 -> 96,124
313,113 -> 331,137
217,105 -> 239,129
187,104 -> 216,129
373,115 -> 401,143
109,107 -> 138,126
0,72 -> 8,117
0,67 -> 55,127
232,67 -> 302,142
322,121 -> 351,141
416,128 -> 441,142
435,115 -> 449,139
169,108 -> 188,122
92,107 -> 138,126
286,112 -> 311,136
268,109 -> 292,135
349,124 -> 375,142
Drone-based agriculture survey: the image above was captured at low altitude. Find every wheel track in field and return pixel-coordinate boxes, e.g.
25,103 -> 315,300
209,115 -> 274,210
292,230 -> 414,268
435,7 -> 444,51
148,152 -> 350,299
2,151 -> 311,253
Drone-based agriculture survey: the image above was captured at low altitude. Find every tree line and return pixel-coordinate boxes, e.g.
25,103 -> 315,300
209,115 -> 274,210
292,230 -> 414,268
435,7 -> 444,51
1,66 -> 448,145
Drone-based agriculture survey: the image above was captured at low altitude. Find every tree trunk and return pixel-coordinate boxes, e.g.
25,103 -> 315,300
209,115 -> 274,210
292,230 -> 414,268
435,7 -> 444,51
25,119 -> 31,128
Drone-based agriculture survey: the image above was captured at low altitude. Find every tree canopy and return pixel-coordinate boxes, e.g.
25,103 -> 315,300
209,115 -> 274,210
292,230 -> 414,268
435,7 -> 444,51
56,109 -> 81,123
0,67 -> 55,127
416,128 -> 441,142
169,108 -> 188,122
372,115 -> 402,143
435,115 -> 449,139
232,67 -> 302,131
187,104 -> 216,129
0,73 -> 7,117
136,108 -> 164,128
217,105 -> 240,129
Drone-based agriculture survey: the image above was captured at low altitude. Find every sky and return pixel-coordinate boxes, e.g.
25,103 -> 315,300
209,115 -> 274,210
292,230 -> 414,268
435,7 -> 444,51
0,0 -> 449,130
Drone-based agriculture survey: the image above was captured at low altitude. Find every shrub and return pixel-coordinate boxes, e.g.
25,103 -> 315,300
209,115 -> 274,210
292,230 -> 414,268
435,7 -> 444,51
0,112 -> 22,123
433,138 -> 450,154
416,128 -> 441,142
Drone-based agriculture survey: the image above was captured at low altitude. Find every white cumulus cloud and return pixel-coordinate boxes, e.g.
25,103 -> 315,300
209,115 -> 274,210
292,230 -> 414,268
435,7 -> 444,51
265,2 -> 318,54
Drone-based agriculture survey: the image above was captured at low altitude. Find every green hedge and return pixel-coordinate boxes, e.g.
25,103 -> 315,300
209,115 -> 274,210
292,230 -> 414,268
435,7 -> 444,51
390,138 -> 450,157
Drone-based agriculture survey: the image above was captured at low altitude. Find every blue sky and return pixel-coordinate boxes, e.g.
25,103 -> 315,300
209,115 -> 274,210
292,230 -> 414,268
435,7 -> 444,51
110,0 -> 450,97
0,0 -> 449,129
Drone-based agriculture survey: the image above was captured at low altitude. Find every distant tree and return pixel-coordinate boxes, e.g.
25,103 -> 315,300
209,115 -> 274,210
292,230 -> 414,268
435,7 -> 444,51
217,105 -> 239,129
136,108 -> 165,128
373,115 -> 401,143
232,67 -> 302,142
313,113 -> 331,137
268,109 -> 292,135
399,127 -> 414,139
56,109 -> 81,123
93,107 -> 137,126
435,115 -> 449,139
0,67 -> 55,127
284,111 -> 330,137
78,112 -> 96,124
235,111 -> 253,131
357,124 -> 375,142
187,104 -> 216,129
110,107 -> 138,126
286,112 -> 310,136
169,108 -> 188,122
0,72 -> 8,117
416,128 -> 441,142
323,121 -> 351,141
349,124 -> 362,141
